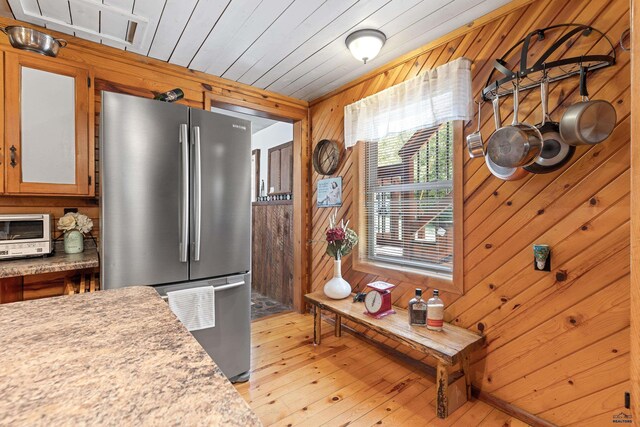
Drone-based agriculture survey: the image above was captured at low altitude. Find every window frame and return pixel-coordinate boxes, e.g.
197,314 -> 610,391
351,121 -> 464,294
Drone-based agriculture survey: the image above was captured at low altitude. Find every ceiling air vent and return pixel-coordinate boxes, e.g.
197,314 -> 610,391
8,0 -> 149,49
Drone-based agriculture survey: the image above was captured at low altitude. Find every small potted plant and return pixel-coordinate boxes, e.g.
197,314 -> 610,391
57,212 -> 93,254
324,210 -> 358,299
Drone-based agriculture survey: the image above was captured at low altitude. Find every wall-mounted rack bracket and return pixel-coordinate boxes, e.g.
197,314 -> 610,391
482,24 -> 615,101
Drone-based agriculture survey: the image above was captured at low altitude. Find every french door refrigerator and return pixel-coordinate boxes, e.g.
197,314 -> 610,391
100,91 -> 251,381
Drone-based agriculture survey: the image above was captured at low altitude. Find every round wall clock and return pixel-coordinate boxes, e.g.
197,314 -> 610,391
312,139 -> 340,175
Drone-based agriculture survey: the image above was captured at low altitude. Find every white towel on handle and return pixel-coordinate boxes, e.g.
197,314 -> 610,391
167,286 -> 215,331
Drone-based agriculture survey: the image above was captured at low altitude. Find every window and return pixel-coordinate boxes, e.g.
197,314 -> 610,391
364,122 -> 454,275
346,58 -> 471,292
353,121 -> 463,292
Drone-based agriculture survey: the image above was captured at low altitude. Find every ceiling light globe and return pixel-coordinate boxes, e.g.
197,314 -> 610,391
346,29 -> 386,64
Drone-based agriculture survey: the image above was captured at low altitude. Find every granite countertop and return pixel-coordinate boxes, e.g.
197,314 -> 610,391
0,286 -> 262,427
0,241 -> 99,278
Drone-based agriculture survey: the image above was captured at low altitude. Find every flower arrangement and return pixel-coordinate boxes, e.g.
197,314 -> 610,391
57,212 -> 93,234
325,210 -> 358,260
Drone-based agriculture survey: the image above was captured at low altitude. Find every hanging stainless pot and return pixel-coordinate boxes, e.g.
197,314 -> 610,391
486,82 -> 544,168
559,66 -> 616,145
0,26 -> 67,57
525,78 -> 575,174
485,154 -> 530,181
466,101 -> 484,158
484,93 -> 529,180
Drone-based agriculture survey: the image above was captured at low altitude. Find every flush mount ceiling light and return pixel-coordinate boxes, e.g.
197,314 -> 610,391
345,29 -> 386,64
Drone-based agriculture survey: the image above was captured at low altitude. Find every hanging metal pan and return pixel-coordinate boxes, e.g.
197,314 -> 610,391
560,66 -> 616,145
0,26 -> 67,57
484,93 -> 529,180
525,78 -> 575,174
485,154 -> 530,180
466,101 -> 485,158
486,82 -> 544,168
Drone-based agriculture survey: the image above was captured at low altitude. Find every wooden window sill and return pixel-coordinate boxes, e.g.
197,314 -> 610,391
352,258 -> 462,295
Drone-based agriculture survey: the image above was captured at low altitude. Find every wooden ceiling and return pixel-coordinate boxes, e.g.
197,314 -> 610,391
3,0 -> 510,101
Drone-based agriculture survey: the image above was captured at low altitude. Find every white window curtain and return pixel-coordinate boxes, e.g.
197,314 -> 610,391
344,57 -> 473,148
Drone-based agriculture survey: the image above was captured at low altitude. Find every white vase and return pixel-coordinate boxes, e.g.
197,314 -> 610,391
64,230 -> 84,254
323,259 -> 351,299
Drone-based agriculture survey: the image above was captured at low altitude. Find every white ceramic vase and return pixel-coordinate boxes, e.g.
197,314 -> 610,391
64,230 -> 84,254
323,259 -> 351,299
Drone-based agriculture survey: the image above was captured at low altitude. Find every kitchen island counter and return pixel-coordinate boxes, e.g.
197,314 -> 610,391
0,286 -> 261,426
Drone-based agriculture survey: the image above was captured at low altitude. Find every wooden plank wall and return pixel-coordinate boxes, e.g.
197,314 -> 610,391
252,202 -> 294,307
308,0 -> 630,425
0,16 -> 308,245
630,0 -> 640,421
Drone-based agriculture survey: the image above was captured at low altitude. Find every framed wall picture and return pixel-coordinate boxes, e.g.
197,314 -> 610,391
317,177 -> 342,208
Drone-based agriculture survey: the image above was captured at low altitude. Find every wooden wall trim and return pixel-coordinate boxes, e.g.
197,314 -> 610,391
309,0 -> 538,106
630,0 -> 639,421
470,388 -> 556,427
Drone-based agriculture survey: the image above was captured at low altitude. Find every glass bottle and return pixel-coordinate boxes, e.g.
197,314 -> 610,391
408,288 -> 427,326
427,289 -> 444,331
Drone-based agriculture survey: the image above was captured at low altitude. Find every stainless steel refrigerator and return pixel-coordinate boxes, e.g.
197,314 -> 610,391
100,91 -> 251,382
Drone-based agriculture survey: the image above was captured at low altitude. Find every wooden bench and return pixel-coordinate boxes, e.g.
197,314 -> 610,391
304,291 -> 485,419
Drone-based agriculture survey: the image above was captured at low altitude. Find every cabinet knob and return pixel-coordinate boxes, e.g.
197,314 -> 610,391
9,145 -> 16,168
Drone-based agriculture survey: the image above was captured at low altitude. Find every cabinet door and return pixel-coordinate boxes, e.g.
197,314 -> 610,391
267,141 -> 293,195
5,53 -> 93,196
0,277 -> 22,304
269,149 -> 281,193
280,144 -> 292,193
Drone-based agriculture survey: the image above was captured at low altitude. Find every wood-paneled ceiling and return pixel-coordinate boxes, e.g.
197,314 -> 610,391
4,0 -> 510,100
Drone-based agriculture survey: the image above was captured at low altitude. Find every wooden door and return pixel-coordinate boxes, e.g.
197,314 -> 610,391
4,52 -> 93,196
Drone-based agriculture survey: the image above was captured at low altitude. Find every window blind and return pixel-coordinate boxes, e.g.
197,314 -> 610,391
364,122 -> 454,275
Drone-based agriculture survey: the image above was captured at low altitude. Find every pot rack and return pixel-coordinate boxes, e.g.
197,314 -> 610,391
481,24 -> 616,101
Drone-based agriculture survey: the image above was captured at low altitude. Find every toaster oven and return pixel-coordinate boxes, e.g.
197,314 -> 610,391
0,214 -> 53,260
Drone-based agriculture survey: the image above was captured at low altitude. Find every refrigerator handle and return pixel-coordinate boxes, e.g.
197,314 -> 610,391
179,124 -> 189,263
160,280 -> 246,301
192,126 -> 202,262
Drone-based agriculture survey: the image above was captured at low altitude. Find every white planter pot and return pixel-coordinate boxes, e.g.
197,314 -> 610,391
64,230 -> 84,254
323,259 -> 351,299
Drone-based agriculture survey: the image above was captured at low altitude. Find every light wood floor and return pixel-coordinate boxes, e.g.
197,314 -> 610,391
235,312 -> 529,426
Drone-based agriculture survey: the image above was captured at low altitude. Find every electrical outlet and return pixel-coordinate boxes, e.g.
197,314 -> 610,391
64,208 -> 78,214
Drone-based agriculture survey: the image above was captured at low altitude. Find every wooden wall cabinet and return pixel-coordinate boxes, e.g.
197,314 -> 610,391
4,52 -> 94,196
268,141 -> 293,195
